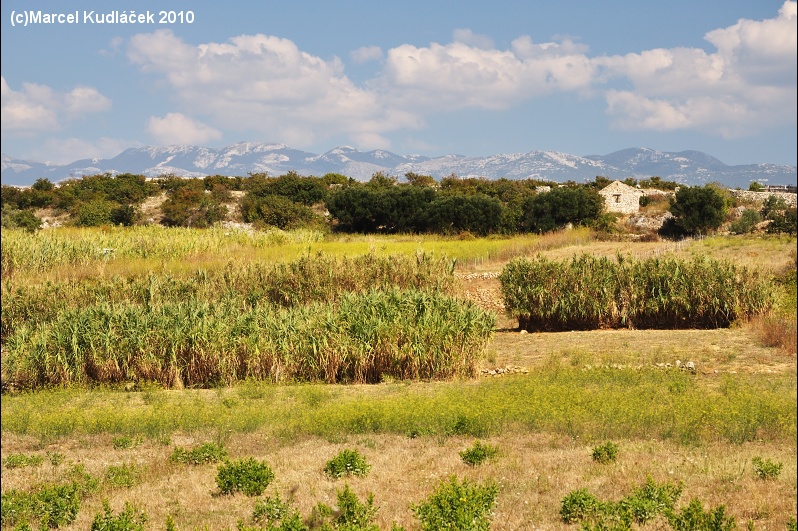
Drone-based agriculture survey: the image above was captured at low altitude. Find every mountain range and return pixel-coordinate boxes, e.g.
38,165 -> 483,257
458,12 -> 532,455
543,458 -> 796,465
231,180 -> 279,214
2,143 -> 796,188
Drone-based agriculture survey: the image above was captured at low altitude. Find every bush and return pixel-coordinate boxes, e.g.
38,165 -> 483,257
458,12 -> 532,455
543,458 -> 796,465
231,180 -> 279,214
666,498 -> 736,531
0,483 -> 81,529
3,453 -> 44,469
324,449 -> 371,479
459,441 -> 499,466
308,484 -> 379,530
591,441 -> 619,464
104,463 -> 140,489
216,458 -> 275,496
752,456 -> 783,480
413,476 -> 498,531
91,500 -> 148,531
729,209 -> 761,234
560,488 -> 602,524
170,442 -> 228,465
520,186 -> 604,233
669,185 -> 729,235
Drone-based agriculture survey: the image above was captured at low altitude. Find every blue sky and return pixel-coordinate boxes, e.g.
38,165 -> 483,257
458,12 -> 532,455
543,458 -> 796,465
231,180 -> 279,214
2,0 -> 796,166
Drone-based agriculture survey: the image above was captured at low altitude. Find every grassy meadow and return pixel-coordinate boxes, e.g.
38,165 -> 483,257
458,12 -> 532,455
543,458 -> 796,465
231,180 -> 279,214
1,226 -> 796,530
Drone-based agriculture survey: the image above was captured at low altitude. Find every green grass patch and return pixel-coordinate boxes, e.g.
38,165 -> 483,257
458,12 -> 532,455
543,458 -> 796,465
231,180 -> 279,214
2,369 -> 794,446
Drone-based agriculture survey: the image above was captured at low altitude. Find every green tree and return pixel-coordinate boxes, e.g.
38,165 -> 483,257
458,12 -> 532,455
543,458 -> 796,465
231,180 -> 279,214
669,185 -> 729,235
520,186 -> 604,233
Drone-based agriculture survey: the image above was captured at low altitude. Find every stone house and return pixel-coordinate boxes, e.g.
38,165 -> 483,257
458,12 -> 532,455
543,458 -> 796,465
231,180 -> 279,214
599,180 -> 645,214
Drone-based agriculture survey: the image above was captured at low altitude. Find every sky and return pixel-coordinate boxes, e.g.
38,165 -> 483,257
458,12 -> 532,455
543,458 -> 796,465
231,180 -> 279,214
1,1 -> 796,167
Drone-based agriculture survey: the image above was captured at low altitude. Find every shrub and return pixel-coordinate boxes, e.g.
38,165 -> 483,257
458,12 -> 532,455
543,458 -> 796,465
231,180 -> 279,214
3,453 -> 44,469
752,456 -> 783,480
459,441 -> 499,466
591,441 -> 619,464
104,463 -> 140,489
669,185 -> 729,235
520,186 -> 604,233
216,458 -> 275,496
666,498 -> 736,531
413,476 -> 498,531
14,483 -> 81,529
730,209 -> 761,234
324,449 -> 371,479
112,436 -> 141,449
91,500 -> 148,531
560,488 -> 602,524
170,442 -> 228,465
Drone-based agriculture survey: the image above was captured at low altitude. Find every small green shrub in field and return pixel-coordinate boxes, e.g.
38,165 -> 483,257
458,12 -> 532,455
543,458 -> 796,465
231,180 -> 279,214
752,456 -> 783,480
104,463 -> 140,489
170,442 -> 228,465
561,477 -> 683,528
308,484 -> 379,531
3,453 -> 44,469
324,449 -> 371,479
112,436 -> 142,450
91,500 -> 148,531
216,458 -> 275,496
252,494 -> 306,529
560,488 -> 603,524
413,476 -> 498,531
787,516 -> 797,531
1,483 -> 81,529
459,441 -> 499,466
591,441 -> 619,464
46,451 -> 65,466
666,498 -> 736,531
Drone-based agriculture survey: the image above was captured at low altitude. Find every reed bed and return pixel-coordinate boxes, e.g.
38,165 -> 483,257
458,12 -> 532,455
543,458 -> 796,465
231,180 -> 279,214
1,253 -> 456,344
3,289 -> 494,389
499,254 -> 775,331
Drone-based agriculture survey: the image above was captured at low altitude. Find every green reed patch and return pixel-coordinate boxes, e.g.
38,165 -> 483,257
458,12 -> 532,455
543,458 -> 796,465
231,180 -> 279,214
3,369 -> 794,447
500,254 -> 775,331
3,288 -> 494,388
1,252 -> 456,344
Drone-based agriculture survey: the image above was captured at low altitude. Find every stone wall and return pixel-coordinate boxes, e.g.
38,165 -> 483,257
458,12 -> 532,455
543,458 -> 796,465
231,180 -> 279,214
730,190 -> 797,208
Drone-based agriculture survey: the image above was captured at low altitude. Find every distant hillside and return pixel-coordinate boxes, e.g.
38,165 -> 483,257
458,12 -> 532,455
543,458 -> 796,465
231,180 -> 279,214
2,143 -> 795,188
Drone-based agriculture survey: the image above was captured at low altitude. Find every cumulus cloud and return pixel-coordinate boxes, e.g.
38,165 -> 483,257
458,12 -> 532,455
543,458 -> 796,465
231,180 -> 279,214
379,36 -> 596,111
22,136 -> 136,164
598,1 -> 797,137
128,30 -> 419,150
122,3 -> 796,149
147,113 -> 222,145
1,76 -> 111,132
350,45 -> 383,64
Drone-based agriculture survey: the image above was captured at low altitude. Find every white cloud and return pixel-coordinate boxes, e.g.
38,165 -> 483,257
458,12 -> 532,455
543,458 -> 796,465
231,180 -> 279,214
452,28 -> 494,50
380,37 -> 596,111
350,46 -> 383,64
128,30 -> 419,150
1,76 -> 111,132
147,113 -> 222,145
23,136 -> 136,164
598,1 -> 797,137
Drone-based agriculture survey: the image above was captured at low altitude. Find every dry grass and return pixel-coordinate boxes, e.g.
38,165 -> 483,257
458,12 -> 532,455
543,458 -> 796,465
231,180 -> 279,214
1,432 -> 795,530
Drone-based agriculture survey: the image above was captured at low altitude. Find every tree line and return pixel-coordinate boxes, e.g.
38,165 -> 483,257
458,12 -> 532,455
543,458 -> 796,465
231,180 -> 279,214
1,171 -> 795,236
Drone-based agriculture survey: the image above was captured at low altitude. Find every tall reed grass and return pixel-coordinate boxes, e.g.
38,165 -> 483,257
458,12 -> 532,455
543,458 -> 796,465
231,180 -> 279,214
1,253 -> 456,343
3,289 -> 494,388
499,254 -> 775,331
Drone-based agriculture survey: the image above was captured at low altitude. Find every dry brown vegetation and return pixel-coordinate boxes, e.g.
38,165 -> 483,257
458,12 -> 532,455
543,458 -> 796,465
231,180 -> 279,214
2,230 -> 796,530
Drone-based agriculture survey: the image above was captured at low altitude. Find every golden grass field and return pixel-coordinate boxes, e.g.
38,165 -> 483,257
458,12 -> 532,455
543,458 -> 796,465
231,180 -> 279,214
1,229 -> 796,530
